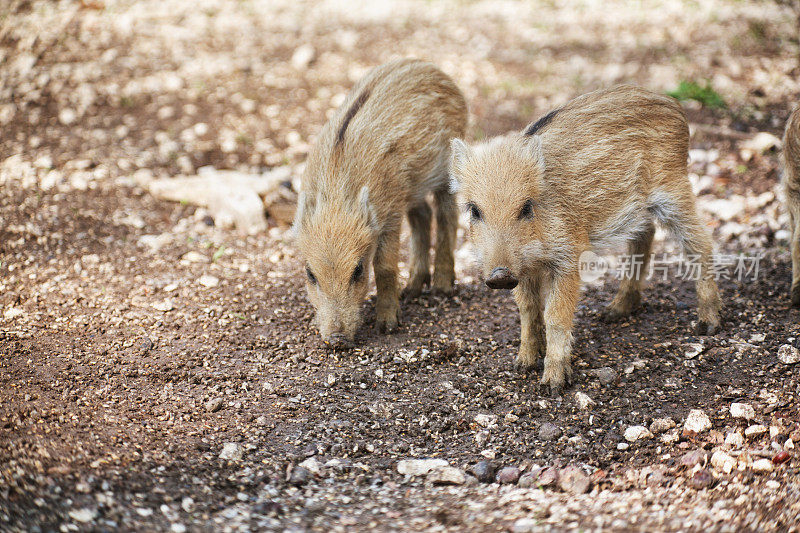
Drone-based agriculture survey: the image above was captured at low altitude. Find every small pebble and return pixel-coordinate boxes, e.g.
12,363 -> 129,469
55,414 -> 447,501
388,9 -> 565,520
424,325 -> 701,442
205,398 -> 223,413
219,442 -> 243,461
752,458 -> 774,473
495,466 -> 521,484
558,466 -> 591,495
427,466 -> 466,485
539,422 -> 562,441
684,409 -> 712,434
729,402 -> 755,419
624,425 -> 653,442
772,451 -> 791,464
288,466 -> 311,486
649,417 -> 676,434
777,344 -> 800,364
537,467 -> 559,487
745,424 -> 768,438
470,461 -> 495,483
690,469 -> 714,489
592,367 -> 618,386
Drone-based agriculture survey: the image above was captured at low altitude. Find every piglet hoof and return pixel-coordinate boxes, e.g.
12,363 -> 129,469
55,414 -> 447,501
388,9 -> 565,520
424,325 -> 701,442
401,286 -> 423,300
431,273 -> 456,296
376,312 -> 400,334
540,364 -> 572,395
514,350 -> 544,373
430,284 -> 455,297
403,273 -> 430,300
600,307 -> 627,323
513,360 -> 537,374
791,284 -> 800,308
695,320 -> 719,336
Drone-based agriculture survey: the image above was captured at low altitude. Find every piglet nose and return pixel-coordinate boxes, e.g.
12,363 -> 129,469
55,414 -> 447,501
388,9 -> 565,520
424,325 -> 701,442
324,332 -> 352,350
485,267 -> 518,290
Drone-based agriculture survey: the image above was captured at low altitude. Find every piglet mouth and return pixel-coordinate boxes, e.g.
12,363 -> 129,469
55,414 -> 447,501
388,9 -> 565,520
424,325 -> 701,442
485,267 -> 518,290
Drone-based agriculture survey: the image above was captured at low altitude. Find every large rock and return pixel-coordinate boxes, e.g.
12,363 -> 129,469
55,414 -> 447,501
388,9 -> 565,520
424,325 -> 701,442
147,167 -> 295,234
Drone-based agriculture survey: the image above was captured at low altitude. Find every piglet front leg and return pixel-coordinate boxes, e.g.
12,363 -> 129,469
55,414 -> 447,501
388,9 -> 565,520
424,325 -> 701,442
541,270 -> 580,392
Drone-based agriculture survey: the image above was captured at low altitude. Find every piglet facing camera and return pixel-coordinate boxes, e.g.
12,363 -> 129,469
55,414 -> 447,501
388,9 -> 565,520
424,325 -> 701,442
294,59 -> 467,347
450,85 -> 721,391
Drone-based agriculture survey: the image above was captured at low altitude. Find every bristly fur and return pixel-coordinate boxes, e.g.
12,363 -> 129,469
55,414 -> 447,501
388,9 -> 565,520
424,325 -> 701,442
781,106 -> 800,306
296,58 -> 467,343
336,87 -> 372,146
523,109 -> 560,136
449,84 -> 721,391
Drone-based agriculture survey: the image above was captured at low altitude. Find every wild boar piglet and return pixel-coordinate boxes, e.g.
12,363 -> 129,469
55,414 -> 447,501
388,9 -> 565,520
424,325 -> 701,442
295,59 -> 467,347
450,85 -> 721,391
782,106 -> 800,305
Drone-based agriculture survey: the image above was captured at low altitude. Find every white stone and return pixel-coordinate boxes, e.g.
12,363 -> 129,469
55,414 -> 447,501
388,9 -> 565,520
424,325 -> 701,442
183,251 -> 206,263
729,403 -> 755,420
778,344 -> 800,364
745,424 -> 768,438
711,450 -> 736,474
291,44 -> 316,70
299,457 -> 323,476
475,413 -> 498,428
58,108 -> 77,125
683,342 -> 705,359
741,132 -> 782,154
68,508 -> 97,523
725,431 -> 744,448
512,518 -> 538,533
427,466 -> 466,485
148,168 -> 293,235
752,458 -> 774,473
151,300 -> 174,312
397,458 -> 448,476
3,307 -> 24,320
624,425 -> 653,442
219,442 -> 243,461
684,409 -> 712,434
575,391 -> 595,410
199,275 -> 219,288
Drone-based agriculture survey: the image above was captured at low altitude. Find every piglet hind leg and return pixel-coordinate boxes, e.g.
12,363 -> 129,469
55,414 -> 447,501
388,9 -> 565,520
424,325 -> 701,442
604,221 -> 655,320
402,201 -> 432,299
541,270 -> 581,393
374,225 -> 401,333
513,277 -> 546,372
431,186 -> 458,295
655,187 -> 721,335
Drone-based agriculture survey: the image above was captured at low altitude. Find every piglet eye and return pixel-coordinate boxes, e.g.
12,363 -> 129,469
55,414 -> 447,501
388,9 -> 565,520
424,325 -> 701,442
351,260 -> 364,283
305,265 -> 317,285
467,202 -> 482,221
518,199 -> 534,220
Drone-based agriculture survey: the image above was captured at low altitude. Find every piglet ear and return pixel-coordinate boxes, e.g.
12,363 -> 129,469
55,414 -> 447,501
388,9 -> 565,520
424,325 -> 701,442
520,134 -> 546,174
291,190 -> 315,237
358,186 -> 378,231
449,138 -> 471,193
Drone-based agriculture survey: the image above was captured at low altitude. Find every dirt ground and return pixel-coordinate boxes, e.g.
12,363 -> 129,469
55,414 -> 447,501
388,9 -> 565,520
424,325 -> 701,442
2,0 -> 800,531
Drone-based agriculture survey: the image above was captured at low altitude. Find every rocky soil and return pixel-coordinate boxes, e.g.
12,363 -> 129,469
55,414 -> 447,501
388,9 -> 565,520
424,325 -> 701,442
2,0 -> 800,531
